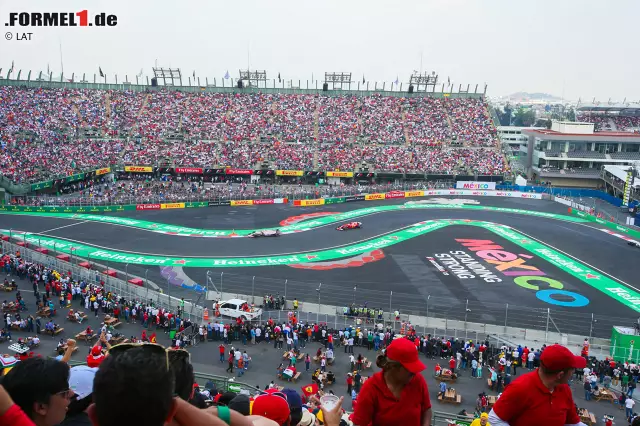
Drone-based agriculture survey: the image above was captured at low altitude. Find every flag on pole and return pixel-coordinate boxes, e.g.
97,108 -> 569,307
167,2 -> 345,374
99,67 -> 104,78
363,75 -> 365,84
9,61 -> 14,73
447,76 -> 450,86
224,70 -> 230,79
394,76 -> 399,85
137,69 -> 143,78
278,72 -> 281,83
193,71 -> 196,79
47,64 -> 50,75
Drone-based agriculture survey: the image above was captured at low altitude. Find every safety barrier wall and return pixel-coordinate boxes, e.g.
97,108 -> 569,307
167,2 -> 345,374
0,199 -> 289,213
569,208 -> 640,240
292,190 -> 543,206
497,184 -> 633,207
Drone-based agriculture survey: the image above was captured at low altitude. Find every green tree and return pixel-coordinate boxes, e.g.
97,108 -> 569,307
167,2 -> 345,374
512,108 -> 536,127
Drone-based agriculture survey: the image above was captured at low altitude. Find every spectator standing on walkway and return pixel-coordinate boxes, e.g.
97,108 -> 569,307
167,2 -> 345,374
488,344 -> 585,426
352,338 -> 432,426
627,396 -> 636,422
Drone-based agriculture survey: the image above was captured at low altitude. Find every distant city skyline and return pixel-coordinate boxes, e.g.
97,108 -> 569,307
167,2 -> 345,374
1,0 -> 638,102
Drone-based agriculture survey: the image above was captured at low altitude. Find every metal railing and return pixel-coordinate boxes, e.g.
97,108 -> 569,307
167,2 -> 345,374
0,238 -> 204,323
207,271 -> 631,341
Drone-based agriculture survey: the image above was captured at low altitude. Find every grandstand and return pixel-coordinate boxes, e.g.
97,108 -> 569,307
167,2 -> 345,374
576,103 -> 640,133
0,78 -> 508,196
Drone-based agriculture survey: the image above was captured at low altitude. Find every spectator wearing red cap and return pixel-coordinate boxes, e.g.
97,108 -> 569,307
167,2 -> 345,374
86,345 -> 105,368
352,337 -> 431,426
488,344 -> 587,426
251,391 -> 291,426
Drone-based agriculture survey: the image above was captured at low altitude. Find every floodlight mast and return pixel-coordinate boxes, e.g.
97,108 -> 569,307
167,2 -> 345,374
409,71 -> 438,92
152,67 -> 182,86
324,72 -> 352,90
239,70 -> 267,88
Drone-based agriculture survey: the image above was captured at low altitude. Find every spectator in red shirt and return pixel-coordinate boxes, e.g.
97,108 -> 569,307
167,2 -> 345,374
449,356 -> 457,373
488,344 -> 586,426
352,338 -> 431,426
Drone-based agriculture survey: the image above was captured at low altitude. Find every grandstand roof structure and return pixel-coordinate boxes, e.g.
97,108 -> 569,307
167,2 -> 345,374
522,128 -> 640,142
577,103 -> 640,116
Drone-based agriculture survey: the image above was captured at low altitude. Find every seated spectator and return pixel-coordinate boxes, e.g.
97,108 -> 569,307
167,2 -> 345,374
1,357 -> 72,426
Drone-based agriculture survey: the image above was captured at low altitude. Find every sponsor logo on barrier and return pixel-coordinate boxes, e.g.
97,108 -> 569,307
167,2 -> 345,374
456,181 -> 496,190
254,199 -> 275,205
520,193 -> 538,199
365,193 -> 385,201
219,201 -> 231,206
95,167 -> 111,176
326,171 -> 353,178
136,204 -> 161,210
302,199 -> 325,206
208,201 -> 220,207
125,166 -> 153,173
345,195 -> 366,202
175,167 -> 203,174
405,191 -> 424,198
471,191 -> 488,196
231,200 -> 254,206
225,169 -> 252,175
160,203 -> 185,209
385,191 -> 406,199
276,170 -> 303,176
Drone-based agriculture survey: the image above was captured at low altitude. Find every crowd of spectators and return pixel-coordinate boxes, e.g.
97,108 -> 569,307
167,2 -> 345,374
0,86 -> 506,184
577,113 -> 640,132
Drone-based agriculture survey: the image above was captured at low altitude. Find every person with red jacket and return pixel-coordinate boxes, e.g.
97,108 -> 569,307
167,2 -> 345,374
86,345 -> 105,368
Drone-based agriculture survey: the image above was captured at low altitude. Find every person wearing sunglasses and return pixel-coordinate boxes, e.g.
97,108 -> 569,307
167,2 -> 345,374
1,357 -> 72,426
90,343 -> 255,426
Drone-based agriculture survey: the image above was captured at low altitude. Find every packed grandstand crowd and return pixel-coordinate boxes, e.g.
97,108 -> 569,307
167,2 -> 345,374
576,113 -> 640,132
0,86 -> 507,185
14,178 -> 455,206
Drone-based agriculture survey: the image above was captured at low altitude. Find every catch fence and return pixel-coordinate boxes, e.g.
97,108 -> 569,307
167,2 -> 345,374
0,238 -> 204,323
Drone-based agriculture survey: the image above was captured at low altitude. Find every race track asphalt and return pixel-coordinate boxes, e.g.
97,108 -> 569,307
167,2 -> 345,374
1,197 -> 638,338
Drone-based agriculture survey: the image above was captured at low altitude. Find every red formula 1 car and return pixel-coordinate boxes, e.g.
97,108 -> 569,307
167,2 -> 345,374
336,222 -> 362,231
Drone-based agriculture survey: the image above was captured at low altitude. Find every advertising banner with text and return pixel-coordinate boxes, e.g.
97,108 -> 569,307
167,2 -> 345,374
230,200 -> 255,206
293,199 -> 326,206
365,193 -> 385,201
276,170 -> 304,176
385,191 -> 406,199
136,204 -> 161,211
326,171 -> 354,178
95,167 -> 111,176
455,181 -> 497,190
160,203 -> 186,210
125,166 -> 153,173
225,169 -> 253,175
175,167 -> 203,174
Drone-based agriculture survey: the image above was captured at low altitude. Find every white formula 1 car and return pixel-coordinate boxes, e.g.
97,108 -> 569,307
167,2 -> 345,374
248,229 -> 282,238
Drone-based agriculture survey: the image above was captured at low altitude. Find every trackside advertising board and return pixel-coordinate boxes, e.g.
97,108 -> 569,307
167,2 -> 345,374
455,181 -> 497,190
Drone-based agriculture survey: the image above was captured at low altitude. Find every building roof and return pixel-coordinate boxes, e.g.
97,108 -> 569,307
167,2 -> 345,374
577,104 -> 640,116
603,165 -> 640,188
522,128 -> 640,142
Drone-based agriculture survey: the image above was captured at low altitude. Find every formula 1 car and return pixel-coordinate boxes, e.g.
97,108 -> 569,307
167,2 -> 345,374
336,222 -> 362,231
248,229 -> 281,238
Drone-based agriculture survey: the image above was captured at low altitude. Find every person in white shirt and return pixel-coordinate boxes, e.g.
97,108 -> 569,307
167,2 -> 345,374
320,357 -> 327,372
626,396 -> 635,420
349,354 -> 355,370
348,337 -> 354,353
527,351 -> 535,369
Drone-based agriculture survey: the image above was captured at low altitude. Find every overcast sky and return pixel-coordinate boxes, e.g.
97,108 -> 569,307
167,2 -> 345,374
1,0 -> 638,102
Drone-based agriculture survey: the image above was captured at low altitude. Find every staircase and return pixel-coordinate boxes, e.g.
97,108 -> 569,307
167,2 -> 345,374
105,92 -> 112,122
132,94 -> 151,135
401,108 -> 411,145
313,104 -> 320,141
